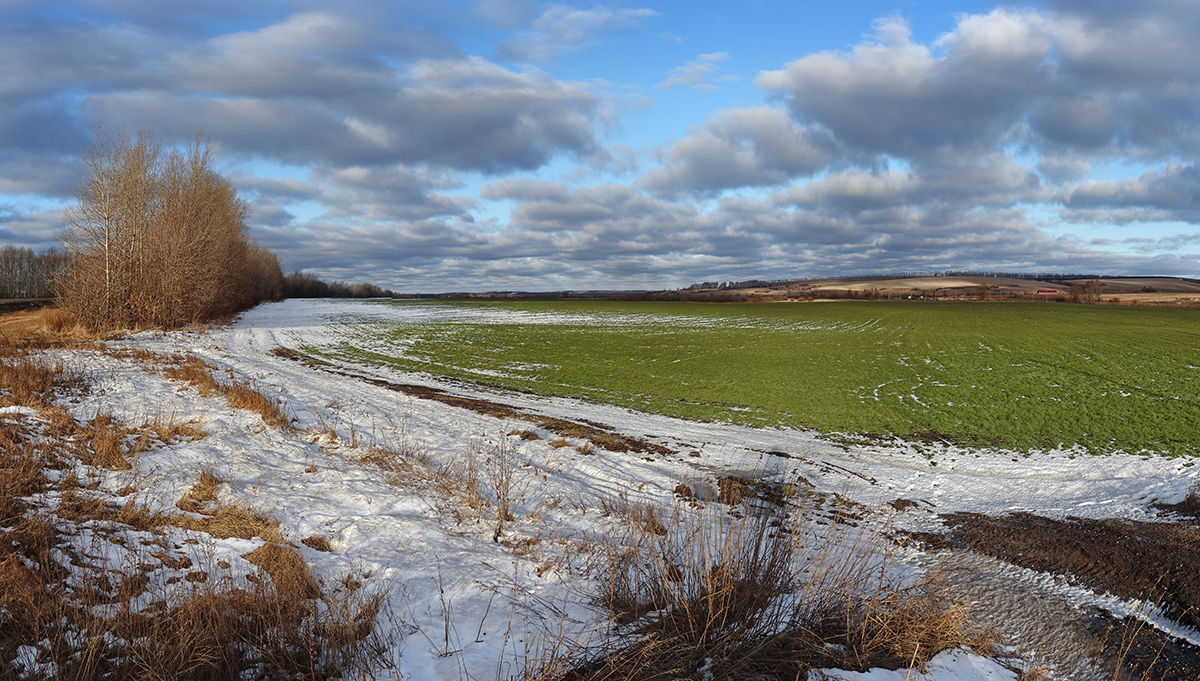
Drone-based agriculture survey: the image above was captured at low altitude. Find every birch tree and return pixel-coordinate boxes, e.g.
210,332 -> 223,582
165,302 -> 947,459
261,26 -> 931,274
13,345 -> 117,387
58,126 -> 282,329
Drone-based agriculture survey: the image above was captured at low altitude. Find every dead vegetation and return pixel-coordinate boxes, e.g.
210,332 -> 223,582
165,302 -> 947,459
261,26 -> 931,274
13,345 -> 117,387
0,307 -> 103,350
105,348 -> 293,430
0,347 -> 389,680
532,501 -> 997,680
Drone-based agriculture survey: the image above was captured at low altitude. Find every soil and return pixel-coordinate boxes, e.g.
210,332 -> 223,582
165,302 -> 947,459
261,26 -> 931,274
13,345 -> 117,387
913,512 -> 1200,680
271,346 -> 673,455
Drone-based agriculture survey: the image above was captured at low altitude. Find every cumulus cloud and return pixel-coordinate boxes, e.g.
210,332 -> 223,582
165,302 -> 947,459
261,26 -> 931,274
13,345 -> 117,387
88,53 -> 604,173
641,107 -> 839,196
1057,164 -> 1200,223
757,12 -> 1053,159
3,0 -> 1200,290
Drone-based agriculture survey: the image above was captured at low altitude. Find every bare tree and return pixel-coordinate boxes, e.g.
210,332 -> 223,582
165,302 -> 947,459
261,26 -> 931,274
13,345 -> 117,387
58,126 -> 282,329
1068,282 -> 1083,303
0,247 -> 67,298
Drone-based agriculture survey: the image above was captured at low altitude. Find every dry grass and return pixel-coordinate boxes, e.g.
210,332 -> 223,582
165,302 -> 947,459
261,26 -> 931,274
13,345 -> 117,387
535,500 -> 997,680
0,306 -> 101,350
598,495 -> 670,538
142,412 -> 207,443
141,351 -> 292,430
77,412 -> 138,470
0,508 -> 389,680
243,542 -> 322,600
175,500 -> 284,543
0,421 -> 51,523
176,467 -> 222,514
0,425 -> 383,678
0,353 -> 82,410
302,535 -> 334,552
222,379 -> 291,428
0,338 -> 390,680
489,436 -> 518,542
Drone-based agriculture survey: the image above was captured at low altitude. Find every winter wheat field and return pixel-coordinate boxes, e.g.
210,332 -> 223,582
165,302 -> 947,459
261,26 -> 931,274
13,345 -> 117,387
5,298 -> 1200,680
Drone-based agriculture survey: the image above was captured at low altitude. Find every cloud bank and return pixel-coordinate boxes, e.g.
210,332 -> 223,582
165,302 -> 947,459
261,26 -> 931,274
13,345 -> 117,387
1,1 -> 1197,290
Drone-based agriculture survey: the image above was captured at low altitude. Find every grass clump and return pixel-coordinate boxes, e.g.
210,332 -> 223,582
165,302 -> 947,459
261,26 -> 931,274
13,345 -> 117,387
538,501 -> 996,680
149,352 -> 291,430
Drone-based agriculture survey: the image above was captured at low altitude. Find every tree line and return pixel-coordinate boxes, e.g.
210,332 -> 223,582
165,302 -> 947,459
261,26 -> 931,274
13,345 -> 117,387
282,271 -> 396,299
57,127 -> 284,329
0,246 -> 67,299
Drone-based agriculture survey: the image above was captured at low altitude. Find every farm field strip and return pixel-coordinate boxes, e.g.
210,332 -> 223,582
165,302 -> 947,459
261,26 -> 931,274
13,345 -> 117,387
307,299 -> 1200,457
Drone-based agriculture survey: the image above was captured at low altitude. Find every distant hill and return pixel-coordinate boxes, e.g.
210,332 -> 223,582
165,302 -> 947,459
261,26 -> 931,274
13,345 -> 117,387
641,275 -> 1200,307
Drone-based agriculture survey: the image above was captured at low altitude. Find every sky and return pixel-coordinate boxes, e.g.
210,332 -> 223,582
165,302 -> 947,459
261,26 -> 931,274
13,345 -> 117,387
1,0 -> 1199,291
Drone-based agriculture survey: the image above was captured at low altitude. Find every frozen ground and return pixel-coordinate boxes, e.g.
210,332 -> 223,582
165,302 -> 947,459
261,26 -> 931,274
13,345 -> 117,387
29,299 -> 1200,679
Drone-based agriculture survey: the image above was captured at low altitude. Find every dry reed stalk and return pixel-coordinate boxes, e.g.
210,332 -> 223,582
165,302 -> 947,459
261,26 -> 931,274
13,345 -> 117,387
540,496 -> 998,680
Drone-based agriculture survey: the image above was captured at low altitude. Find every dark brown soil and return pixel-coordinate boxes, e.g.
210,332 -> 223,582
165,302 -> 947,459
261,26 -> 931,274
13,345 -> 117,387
272,346 -> 673,455
937,512 -> 1200,632
919,512 -> 1200,678
1090,609 -> 1200,681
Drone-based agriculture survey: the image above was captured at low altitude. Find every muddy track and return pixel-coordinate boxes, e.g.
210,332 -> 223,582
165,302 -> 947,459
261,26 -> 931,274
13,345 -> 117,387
914,512 -> 1200,680
270,347 -> 673,456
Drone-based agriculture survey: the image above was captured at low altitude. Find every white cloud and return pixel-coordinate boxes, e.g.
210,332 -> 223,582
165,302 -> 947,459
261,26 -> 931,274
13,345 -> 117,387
656,52 -> 738,92
498,5 -> 657,63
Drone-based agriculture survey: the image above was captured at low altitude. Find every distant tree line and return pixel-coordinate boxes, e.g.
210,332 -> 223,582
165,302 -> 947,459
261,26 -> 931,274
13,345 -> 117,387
58,127 -> 284,329
0,246 -> 67,299
686,271 -> 1110,291
282,271 -> 397,299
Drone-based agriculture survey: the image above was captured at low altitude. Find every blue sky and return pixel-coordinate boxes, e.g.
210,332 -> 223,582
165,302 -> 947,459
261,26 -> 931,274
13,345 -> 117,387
1,0 -> 1198,290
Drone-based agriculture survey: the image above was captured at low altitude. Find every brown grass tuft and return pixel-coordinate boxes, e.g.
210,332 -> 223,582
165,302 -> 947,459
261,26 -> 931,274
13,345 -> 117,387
143,413 -> 207,443
176,501 -> 284,543
156,352 -> 292,429
302,535 -> 334,553
79,412 -> 136,470
222,379 -> 291,428
177,468 -> 222,514
162,354 -> 221,396
541,501 -> 998,680
242,542 -> 322,600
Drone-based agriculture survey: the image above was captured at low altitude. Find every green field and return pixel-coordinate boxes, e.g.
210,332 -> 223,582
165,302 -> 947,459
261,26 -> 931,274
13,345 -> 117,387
317,300 -> 1200,456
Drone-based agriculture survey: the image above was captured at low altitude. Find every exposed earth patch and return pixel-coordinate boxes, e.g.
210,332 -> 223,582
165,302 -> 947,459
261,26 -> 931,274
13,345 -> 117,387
913,512 -> 1200,680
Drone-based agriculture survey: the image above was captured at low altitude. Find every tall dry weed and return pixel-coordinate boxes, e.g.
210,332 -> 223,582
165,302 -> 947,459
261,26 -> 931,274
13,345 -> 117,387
547,498 -> 997,680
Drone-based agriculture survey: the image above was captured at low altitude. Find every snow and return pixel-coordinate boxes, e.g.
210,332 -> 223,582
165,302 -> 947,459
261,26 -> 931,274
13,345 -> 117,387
23,298 -> 1199,680
815,648 -> 1017,680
